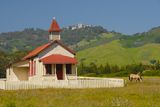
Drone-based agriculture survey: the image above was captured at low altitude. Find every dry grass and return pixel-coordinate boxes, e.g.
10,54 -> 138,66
0,77 -> 160,107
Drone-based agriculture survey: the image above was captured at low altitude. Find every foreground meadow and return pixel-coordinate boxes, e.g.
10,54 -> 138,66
0,77 -> 160,107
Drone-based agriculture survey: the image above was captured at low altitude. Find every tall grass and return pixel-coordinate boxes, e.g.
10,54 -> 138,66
0,77 -> 160,107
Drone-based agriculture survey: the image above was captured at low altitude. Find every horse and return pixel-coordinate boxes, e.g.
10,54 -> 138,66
129,72 -> 142,82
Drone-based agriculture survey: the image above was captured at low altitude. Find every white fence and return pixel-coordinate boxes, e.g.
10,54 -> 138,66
0,78 -> 124,90
0,79 -> 6,89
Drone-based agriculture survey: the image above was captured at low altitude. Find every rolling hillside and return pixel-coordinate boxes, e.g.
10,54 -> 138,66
120,26 -> 160,48
77,40 -> 160,66
1,25 -> 160,66
76,26 -> 160,66
0,26 -> 107,52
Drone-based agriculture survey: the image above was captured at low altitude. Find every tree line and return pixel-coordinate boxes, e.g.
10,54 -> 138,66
78,61 -> 160,77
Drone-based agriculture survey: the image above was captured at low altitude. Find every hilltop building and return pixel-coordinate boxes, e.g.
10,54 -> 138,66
6,18 -> 78,81
67,24 -> 92,30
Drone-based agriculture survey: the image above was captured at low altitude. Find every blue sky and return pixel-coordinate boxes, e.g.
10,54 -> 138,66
0,0 -> 160,34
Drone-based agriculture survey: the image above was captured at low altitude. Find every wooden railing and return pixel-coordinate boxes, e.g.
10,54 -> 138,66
0,78 -> 124,90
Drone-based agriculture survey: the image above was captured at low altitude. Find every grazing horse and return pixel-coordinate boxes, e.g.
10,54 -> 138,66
129,72 -> 142,82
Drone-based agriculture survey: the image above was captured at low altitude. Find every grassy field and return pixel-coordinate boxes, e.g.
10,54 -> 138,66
0,77 -> 160,107
77,40 -> 160,66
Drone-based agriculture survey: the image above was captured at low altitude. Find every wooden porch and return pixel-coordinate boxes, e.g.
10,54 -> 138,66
42,64 -> 77,80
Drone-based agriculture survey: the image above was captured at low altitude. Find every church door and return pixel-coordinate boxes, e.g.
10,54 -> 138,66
56,64 -> 63,80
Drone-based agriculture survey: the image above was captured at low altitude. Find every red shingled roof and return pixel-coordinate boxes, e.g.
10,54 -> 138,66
23,40 -> 75,60
23,43 -> 51,60
48,19 -> 61,32
40,54 -> 77,64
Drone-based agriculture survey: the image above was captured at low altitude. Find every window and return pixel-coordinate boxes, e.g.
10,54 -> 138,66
45,64 -> 52,75
66,64 -> 72,74
33,61 -> 36,75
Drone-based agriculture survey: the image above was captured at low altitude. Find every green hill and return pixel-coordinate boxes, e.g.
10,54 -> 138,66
1,25 -> 160,77
0,26 -> 107,52
72,32 -> 124,51
76,26 -> 160,66
77,40 -> 160,66
120,26 -> 160,48
1,25 -> 160,66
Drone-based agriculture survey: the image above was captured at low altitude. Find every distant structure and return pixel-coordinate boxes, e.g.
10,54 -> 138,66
66,24 -> 93,30
6,18 -> 78,81
0,40 -> 6,46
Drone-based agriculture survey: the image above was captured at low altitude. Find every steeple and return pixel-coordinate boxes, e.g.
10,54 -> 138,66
48,17 -> 61,41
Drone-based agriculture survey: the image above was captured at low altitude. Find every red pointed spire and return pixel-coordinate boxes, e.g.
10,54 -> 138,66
48,18 -> 61,33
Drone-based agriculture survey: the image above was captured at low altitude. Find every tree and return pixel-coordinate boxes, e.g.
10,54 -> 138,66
103,63 -> 111,74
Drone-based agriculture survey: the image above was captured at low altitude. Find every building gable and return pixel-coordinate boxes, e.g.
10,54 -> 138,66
23,40 -> 75,60
39,42 -> 75,59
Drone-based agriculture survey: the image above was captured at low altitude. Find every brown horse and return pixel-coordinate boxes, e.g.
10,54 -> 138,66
129,72 -> 142,82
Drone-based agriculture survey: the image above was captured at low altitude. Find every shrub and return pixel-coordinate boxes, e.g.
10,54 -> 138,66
6,102 -> 16,107
142,70 -> 160,76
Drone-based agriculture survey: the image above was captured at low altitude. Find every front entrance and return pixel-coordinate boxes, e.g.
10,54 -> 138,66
56,64 -> 63,80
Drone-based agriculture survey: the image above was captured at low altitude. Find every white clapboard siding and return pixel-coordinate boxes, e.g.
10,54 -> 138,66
0,78 -> 124,90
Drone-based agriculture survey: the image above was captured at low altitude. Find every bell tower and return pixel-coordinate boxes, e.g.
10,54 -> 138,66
48,17 -> 61,41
